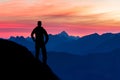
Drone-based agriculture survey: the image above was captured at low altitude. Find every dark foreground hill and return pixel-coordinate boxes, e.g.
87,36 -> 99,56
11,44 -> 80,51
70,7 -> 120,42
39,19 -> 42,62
0,39 -> 59,80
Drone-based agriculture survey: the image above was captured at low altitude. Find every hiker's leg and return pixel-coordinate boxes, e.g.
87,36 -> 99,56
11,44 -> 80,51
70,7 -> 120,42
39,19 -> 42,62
41,45 -> 47,64
35,45 -> 40,60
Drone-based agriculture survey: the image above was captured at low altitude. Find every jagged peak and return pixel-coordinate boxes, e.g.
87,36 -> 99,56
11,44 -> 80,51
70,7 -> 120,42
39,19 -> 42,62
101,33 -> 113,36
82,33 -> 99,38
58,31 -> 69,37
90,33 -> 99,36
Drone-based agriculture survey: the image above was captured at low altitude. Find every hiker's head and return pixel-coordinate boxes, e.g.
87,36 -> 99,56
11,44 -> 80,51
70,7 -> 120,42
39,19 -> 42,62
37,21 -> 42,26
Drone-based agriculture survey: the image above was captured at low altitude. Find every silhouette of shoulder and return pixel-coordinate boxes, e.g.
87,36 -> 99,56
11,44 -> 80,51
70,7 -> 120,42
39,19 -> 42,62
33,27 -> 45,32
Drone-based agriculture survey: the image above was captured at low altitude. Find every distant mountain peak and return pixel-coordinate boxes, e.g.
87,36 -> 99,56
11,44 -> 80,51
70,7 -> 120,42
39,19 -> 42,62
58,31 -> 68,37
91,33 -> 99,36
101,33 -> 113,35
82,33 -> 99,38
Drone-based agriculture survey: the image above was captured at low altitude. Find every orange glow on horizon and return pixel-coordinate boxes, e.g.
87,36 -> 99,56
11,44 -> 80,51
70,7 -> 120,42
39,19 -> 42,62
0,0 -> 120,38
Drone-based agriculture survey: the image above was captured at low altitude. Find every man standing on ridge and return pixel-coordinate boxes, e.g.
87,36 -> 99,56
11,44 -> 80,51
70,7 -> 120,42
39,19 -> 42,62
31,21 -> 49,64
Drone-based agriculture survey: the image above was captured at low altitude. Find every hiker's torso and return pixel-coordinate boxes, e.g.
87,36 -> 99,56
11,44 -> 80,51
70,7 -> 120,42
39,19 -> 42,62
34,26 -> 45,42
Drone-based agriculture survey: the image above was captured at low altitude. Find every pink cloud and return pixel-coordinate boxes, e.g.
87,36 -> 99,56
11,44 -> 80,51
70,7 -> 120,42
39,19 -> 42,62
0,0 -> 120,38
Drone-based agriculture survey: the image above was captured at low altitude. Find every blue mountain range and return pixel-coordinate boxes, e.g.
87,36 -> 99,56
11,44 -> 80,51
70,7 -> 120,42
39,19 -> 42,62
9,31 -> 120,55
6,31 -> 120,80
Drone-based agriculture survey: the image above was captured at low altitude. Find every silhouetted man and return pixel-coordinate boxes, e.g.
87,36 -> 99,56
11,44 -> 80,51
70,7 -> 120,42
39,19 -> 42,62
31,21 -> 49,64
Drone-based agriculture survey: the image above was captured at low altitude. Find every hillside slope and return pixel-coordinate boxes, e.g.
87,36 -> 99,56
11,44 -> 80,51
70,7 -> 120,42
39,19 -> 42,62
0,39 -> 59,80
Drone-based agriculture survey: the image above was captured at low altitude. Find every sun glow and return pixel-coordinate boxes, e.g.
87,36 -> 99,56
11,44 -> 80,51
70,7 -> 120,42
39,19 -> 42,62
0,0 -> 120,38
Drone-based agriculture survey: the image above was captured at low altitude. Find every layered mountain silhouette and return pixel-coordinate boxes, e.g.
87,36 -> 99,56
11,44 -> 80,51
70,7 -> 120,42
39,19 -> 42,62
9,31 -> 120,55
47,49 -> 120,80
1,31 -> 120,80
0,39 -> 59,80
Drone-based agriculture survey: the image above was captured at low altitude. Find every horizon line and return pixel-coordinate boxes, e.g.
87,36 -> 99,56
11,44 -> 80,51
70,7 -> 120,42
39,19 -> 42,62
1,31 -> 120,39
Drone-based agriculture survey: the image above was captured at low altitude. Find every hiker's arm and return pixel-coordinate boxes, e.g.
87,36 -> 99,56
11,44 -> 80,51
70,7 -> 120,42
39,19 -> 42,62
31,29 -> 36,41
44,29 -> 49,44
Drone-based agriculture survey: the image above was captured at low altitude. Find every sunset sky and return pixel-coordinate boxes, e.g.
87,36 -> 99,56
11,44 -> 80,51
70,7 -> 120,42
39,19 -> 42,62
0,0 -> 120,38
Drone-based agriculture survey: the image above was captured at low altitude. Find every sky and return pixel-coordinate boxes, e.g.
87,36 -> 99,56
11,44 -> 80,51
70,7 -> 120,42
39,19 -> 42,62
0,0 -> 120,38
